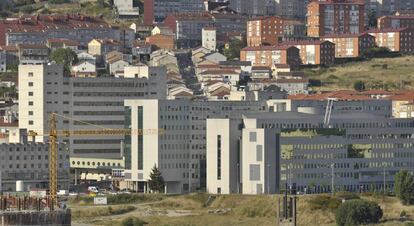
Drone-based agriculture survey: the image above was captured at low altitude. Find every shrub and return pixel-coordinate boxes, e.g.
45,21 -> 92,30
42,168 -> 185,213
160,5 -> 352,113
308,195 -> 342,211
107,194 -> 164,204
335,199 -> 383,226
335,191 -> 360,201
121,217 -> 147,226
395,170 -> 414,205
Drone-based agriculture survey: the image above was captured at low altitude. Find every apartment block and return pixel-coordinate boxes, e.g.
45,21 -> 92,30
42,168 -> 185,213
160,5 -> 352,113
247,16 -> 305,47
114,0 -> 140,18
0,14 -> 132,47
123,99 -> 268,193
0,142 -> 70,192
164,12 -> 246,49
143,0 -> 205,25
368,1 -> 414,16
307,0 -> 365,37
280,40 -> 336,65
202,27 -> 217,51
274,0 -> 308,19
378,15 -> 414,30
240,45 -> 300,67
228,0 -> 275,16
321,33 -> 375,58
368,28 -> 414,53
18,64 -> 166,168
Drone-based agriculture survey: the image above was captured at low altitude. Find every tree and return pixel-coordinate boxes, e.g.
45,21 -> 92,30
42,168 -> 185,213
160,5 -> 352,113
49,48 -> 78,74
368,10 -> 377,28
148,165 -> 165,193
353,81 -> 366,92
335,199 -> 383,226
395,170 -> 414,205
223,38 -> 246,60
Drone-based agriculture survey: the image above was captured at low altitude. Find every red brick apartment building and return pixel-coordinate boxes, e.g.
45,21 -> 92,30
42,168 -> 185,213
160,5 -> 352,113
378,15 -> 414,30
368,28 -> 414,53
321,33 -> 375,58
240,45 -> 300,68
247,16 -> 304,46
280,40 -> 336,65
307,0 -> 365,37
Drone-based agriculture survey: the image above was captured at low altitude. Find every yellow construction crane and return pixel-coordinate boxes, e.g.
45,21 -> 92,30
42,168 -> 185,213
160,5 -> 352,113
28,113 -> 165,208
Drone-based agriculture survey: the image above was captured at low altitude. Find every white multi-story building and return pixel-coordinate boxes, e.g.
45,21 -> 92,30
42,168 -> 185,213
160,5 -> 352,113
202,27 -> 217,51
206,103 -> 414,194
123,99 -> 268,193
18,64 -> 167,171
114,0 -> 140,18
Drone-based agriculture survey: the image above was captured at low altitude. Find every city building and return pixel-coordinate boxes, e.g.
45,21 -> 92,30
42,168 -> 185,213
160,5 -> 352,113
0,14 -> 129,47
164,13 -> 214,48
202,27 -> 217,51
71,61 -> 97,78
17,44 -> 49,65
307,0 -> 365,37
274,0 -> 307,19
18,64 -> 167,179
321,33 -> 376,58
143,0 -> 205,25
228,0 -> 275,16
146,34 -> 175,50
46,39 -> 79,52
240,45 -> 300,68
206,95 -> 414,194
123,99 -> 268,193
247,16 -> 305,47
114,0 -> 140,18
367,1 -> 414,16
368,28 -> 414,53
280,40 -> 336,65
0,142 -> 70,192
378,15 -> 414,30
88,39 -> 121,58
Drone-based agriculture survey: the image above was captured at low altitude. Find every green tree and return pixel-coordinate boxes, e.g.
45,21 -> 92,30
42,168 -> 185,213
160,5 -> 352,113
223,38 -> 246,60
353,81 -> 366,92
368,10 -> 378,28
395,170 -> 414,205
49,48 -> 78,74
148,165 -> 165,193
335,199 -> 383,226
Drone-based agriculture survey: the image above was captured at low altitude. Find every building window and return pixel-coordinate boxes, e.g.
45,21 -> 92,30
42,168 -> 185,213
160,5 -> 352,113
28,111 -> 33,116
28,92 -> 33,96
28,82 -> 33,86
249,132 -> 257,142
28,72 -> 33,77
28,120 -> 34,125
256,145 -> 263,161
29,101 -> 33,106
138,106 -> 143,170
217,135 -> 222,180
249,164 -> 260,181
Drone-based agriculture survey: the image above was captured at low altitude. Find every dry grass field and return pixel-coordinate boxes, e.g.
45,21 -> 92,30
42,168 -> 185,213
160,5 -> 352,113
304,55 -> 414,92
70,193 -> 414,226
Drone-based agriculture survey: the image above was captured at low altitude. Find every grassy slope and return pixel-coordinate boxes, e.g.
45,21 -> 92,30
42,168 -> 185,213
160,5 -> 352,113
71,194 -> 414,226
304,55 -> 414,92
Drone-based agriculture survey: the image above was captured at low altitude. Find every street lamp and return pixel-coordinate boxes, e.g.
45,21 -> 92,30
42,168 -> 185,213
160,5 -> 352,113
267,164 -> 270,194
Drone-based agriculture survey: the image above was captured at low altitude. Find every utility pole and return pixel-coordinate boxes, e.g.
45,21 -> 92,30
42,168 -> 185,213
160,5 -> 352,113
383,163 -> 386,195
267,164 -> 270,194
331,163 -> 335,196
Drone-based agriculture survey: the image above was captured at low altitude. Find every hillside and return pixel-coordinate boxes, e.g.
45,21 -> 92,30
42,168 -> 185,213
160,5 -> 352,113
304,55 -> 414,92
70,193 -> 414,226
304,56 -> 414,91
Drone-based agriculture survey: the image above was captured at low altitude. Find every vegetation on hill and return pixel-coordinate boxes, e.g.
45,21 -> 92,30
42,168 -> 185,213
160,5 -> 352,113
304,55 -> 414,91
